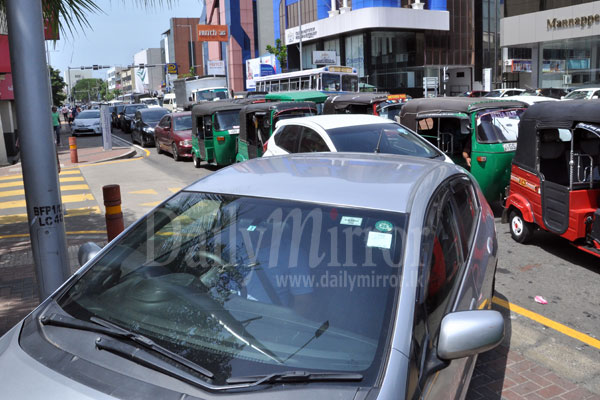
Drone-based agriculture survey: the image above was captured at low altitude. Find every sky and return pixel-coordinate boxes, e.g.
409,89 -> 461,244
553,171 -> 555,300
49,0 -> 205,79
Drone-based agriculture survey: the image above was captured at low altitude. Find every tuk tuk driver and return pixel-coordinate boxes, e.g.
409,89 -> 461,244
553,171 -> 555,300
462,136 -> 472,168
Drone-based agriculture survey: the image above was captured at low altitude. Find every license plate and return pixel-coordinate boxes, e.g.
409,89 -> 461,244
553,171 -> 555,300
503,142 -> 517,151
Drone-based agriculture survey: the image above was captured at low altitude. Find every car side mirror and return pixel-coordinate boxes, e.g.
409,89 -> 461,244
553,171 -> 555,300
78,242 -> 102,267
593,96 -> 599,100
437,310 -> 504,360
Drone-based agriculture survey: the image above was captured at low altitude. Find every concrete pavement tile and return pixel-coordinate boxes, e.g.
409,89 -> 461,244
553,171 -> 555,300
523,392 -> 545,400
525,342 -> 598,383
502,389 -> 524,400
511,381 -> 542,396
509,321 -> 544,347
535,384 -> 569,398
521,370 -> 553,387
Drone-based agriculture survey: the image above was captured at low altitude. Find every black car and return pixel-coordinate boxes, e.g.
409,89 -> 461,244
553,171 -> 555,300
111,104 -> 125,128
131,107 -> 170,147
119,104 -> 148,133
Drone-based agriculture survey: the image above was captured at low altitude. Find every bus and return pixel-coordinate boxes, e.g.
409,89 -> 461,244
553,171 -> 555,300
254,66 -> 359,94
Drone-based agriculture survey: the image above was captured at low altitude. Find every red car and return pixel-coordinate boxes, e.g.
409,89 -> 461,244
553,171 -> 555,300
459,90 -> 489,97
154,112 -> 193,161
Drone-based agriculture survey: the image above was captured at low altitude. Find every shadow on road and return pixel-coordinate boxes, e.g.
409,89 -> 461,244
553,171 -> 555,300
465,291 -> 512,399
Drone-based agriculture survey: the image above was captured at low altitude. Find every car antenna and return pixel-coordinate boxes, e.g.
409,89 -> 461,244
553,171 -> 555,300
374,128 -> 384,153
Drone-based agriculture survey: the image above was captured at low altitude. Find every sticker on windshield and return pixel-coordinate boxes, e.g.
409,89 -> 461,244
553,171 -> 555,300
340,216 -> 362,226
503,142 -> 517,151
247,225 -> 257,231
367,232 -> 392,249
375,220 -> 393,232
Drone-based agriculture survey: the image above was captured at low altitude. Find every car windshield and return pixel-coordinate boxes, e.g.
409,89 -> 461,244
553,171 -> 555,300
143,109 -> 169,123
197,89 -> 228,101
174,115 -> 193,131
342,75 -> 359,92
116,105 -> 125,113
483,91 -> 502,98
142,98 -> 159,105
327,123 -> 442,158
322,73 -> 341,92
76,111 -> 100,119
125,105 -> 146,115
564,90 -> 590,100
476,108 -> 525,144
57,192 -> 405,386
214,110 -> 240,131
378,105 -> 403,121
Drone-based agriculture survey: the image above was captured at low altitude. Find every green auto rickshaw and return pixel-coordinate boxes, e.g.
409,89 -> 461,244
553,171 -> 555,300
236,101 -> 318,162
191,102 -> 244,168
399,97 -> 527,202
264,91 -> 329,113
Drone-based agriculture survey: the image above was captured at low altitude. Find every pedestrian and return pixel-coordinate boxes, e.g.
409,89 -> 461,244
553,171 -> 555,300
70,105 -> 78,126
51,106 -> 61,146
61,105 -> 69,123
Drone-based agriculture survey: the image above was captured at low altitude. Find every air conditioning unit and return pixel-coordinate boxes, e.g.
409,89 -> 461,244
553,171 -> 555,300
563,74 -> 572,85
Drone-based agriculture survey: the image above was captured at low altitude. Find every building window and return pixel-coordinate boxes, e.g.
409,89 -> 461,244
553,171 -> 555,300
345,34 -> 364,77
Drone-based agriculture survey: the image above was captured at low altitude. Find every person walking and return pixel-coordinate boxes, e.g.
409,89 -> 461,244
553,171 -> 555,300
61,105 -> 69,123
51,106 -> 61,146
70,105 -> 79,126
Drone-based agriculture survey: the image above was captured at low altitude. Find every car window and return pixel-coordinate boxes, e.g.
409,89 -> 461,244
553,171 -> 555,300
298,128 -> 329,153
274,125 -> 302,153
449,177 -> 479,256
159,116 -> 170,128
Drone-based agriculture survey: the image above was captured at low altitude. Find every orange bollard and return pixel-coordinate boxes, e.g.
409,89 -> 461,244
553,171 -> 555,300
69,136 -> 78,163
103,184 -> 125,242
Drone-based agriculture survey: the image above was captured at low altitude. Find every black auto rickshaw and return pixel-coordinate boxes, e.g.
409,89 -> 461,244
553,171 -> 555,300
322,93 -> 389,115
191,102 -> 244,168
504,100 -> 600,257
235,101 -> 317,162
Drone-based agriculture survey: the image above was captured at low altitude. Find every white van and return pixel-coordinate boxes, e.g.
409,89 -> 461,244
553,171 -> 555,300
162,93 -> 177,112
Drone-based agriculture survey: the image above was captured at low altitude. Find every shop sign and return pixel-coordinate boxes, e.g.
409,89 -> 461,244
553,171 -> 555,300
246,55 -> 277,90
197,25 -> 228,42
313,51 -> 336,65
285,22 -> 319,45
207,60 -> 225,75
0,73 -> 14,100
165,63 -> 178,75
547,14 -> 600,29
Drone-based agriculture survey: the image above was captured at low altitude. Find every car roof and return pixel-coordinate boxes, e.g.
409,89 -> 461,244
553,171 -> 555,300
137,107 -> 168,114
276,114 -> 394,130
185,153 -> 462,213
170,111 -> 191,117
570,87 -> 600,91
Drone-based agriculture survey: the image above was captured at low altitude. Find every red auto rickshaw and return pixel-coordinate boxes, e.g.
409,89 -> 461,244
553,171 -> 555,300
503,100 -> 600,257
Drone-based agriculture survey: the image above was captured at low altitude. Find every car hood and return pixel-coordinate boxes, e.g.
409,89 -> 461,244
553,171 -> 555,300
74,118 -> 99,124
172,129 -> 192,139
0,318 -> 370,400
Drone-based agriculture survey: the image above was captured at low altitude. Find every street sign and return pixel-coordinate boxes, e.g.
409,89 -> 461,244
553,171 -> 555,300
423,76 -> 439,89
166,63 -> 178,75
197,25 -> 228,42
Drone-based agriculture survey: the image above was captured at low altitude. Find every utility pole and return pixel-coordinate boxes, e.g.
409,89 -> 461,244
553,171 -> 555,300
5,0 -> 70,298
299,0 -> 303,71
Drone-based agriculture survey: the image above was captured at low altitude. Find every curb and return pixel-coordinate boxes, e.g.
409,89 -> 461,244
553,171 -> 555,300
86,147 -> 138,164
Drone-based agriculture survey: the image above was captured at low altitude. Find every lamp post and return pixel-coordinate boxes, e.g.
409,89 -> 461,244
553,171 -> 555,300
177,24 -> 196,75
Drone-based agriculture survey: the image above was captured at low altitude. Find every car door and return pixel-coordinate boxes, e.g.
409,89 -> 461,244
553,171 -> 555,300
271,125 -> 302,155
298,127 -> 331,153
155,115 -> 169,149
408,178 -> 480,400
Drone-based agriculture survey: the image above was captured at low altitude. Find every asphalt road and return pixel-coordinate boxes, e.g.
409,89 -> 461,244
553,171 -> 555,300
108,127 -> 600,394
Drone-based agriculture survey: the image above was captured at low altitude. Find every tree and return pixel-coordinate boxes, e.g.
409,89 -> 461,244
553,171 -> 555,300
49,66 -> 66,106
266,39 -> 288,73
71,78 -> 103,102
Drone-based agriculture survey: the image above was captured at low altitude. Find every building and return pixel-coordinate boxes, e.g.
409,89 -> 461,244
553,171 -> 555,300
501,0 -> 600,90
107,67 -> 124,92
63,68 -> 93,101
0,17 -> 18,166
133,48 -> 163,94
161,17 -> 205,77
264,0 -> 508,96
121,68 -> 135,94
205,0 -> 257,91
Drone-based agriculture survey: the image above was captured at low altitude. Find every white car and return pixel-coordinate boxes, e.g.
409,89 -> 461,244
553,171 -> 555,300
504,95 -> 557,106
140,98 -> 161,108
71,110 -> 101,136
562,87 -> 600,100
483,88 -> 526,98
263,114 -> 452,163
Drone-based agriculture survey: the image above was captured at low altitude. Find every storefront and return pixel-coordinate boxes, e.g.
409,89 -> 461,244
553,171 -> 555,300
501,1 -> 600,89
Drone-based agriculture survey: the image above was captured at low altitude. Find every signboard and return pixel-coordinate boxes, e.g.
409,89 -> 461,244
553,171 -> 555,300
313,51 -> 336,65
207,60 -> 225,75
100,105 -> 112,151
197,25 -> 229,42
166,63 -> 178,75
285,21 -> 319,45
483,68 -> 491,92
245,55 -> 277,90
0,73 -> 14,101
423,76 -> 439,89
0,35 -> 10,73
542,60 -> 566,73
44,19 -> 59,40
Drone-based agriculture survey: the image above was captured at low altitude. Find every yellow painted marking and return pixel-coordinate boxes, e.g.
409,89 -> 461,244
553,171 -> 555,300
105,205 -> 122,214
168,187 -> 182,193
0,230 -> 106,240
129,189 -> 158,195
0,184 -> 90,198
477,298 -> 488,310
140,201 -> 161,207
0,176 -> 84,189
59,170 -> 81,176
0,174 -> 23,181
492,296 -> 600,351
0,206 -> 101,225
0,193 -> 95,210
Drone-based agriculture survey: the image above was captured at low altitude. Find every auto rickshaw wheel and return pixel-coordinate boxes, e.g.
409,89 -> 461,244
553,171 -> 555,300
509,210 -> 534,244
192,152 -> 201,168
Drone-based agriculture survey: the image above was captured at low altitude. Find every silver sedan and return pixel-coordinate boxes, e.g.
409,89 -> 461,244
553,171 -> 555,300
0,153 -> 502,399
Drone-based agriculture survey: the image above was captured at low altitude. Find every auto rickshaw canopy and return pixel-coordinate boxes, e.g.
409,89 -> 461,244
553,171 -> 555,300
191,102 -> 245,132
322,92 -> 389,114
264,91 -> 329,103
514,100 -> 600,173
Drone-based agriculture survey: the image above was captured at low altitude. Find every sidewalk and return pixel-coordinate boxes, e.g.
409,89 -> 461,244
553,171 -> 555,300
0,122 -> 136,176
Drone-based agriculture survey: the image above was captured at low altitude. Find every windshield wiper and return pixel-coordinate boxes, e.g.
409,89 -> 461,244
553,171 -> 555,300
40,313 -> 214,379
226,370 -> 363,385
374,129 -> 384,154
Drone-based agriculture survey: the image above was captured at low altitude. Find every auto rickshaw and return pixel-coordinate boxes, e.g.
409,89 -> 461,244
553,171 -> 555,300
322,93 -> 389,115
235,101 -> 318,162
399,97 -> 527,202
191,102 -> 244,168
264,91 -> 329,113
503,100 -> 600,258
